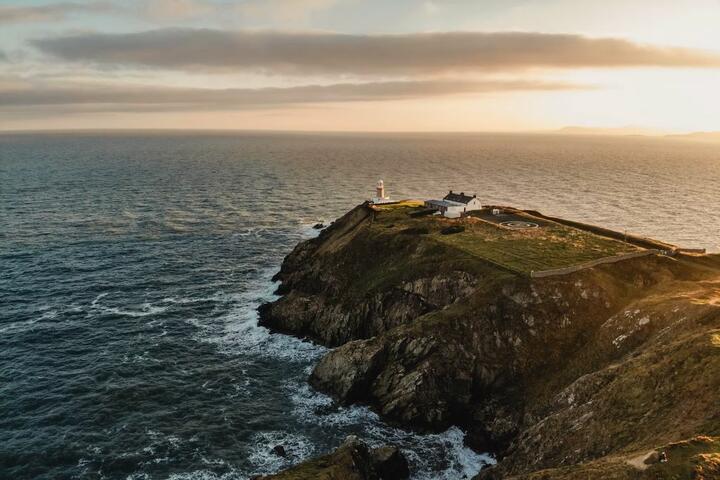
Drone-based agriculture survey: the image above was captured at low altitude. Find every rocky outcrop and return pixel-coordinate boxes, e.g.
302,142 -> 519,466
259,203 -> 720,479
254,436 -> 409,480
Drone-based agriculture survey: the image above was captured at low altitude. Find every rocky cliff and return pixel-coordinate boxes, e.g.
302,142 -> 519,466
259,202 -> 720,479
253,436 -> 409,480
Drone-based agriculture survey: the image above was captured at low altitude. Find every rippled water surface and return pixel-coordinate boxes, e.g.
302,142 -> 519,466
1,132 -> 718,479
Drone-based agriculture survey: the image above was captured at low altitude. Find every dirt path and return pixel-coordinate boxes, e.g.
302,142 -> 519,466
626,450 -> 656,470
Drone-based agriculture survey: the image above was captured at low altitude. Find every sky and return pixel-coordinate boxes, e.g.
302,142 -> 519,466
1,0 -> 720,132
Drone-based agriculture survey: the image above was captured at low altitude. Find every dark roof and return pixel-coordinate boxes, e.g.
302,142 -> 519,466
444,191 -> 477,204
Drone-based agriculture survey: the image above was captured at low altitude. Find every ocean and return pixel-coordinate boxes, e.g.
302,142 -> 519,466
1,131 -> 718,480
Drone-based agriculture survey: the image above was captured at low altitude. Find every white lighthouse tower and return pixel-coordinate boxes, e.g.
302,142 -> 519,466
371,179 -> 391,204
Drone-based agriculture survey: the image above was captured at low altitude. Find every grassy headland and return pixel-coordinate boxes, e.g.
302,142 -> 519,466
260,201 -> 720,480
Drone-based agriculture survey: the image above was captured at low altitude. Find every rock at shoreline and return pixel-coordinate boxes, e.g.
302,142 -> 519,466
259,202 -> 720,479
370,445 -> 410,479
271,445 -> 287,457
254,436 -> 409,480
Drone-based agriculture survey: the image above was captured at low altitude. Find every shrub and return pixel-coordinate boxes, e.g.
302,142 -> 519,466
441,225 -> 465,235
409,209 -> 436,218
400,227 -> 430,235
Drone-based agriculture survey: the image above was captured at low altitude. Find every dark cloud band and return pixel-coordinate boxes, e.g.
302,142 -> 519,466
0,78 -> 585,113
32,29 -> 720,75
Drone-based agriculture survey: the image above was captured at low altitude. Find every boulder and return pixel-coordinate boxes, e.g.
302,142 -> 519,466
255,436 -> 409,480
370,446 -> 410,479
271,445 -> 287,457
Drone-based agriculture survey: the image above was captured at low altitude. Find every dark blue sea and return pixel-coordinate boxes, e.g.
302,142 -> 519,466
1,131 -> 718,479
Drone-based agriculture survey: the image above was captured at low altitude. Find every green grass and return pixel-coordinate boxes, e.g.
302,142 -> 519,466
342,225 -> 514,297
370,204 -> 641,275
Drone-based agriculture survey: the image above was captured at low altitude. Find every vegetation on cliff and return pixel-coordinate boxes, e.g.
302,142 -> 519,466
259,202 -> 720,479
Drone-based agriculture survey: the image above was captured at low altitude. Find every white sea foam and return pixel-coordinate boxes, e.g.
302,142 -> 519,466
297,219 -> 326,239
0,306 -> 66,334
232,226 -> 272,238
160,294 -> 227,305
121,351 -> 162,364
186,215 -> 329,362
93,302 -> 169,318
90,292 -> 109,306
0,318 -> 41,335
229,217 -> 326,240
189,271 -> 326,363
375,426 -> 495,480
288,380 -> 381,427
187,219 -> 490,479
165,470 -> 241,480
285,379 -> 493,479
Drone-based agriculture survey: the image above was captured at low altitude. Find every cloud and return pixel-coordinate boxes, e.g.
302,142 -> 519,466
32,29 -> 720,75
0,1 -> 209,25
137,0 -> 342,22
0,2 -> 115,24
0,77 -> 585,112
234,0 -> 341,22
141,0 -> 214,20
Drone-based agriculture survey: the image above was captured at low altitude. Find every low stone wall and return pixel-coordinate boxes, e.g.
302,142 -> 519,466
676,248 -> 707,254
519,209 -> 676,251
530,250 -> 661,278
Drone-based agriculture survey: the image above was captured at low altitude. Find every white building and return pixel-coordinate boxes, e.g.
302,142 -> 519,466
370,179 -> 393,204
425,191 -> 482,218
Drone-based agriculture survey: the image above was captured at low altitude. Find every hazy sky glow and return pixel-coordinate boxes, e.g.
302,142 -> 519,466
2,0 -> 720,132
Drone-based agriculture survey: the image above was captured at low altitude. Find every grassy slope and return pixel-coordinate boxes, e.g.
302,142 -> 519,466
372,203 -> 640,275
335,202 -> 516,299
486,255 -> 720,479
517,436 -> 720,480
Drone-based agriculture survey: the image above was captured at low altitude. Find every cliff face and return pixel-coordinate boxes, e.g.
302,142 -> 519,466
259,203 -> 720,479
259,205 -> 481,346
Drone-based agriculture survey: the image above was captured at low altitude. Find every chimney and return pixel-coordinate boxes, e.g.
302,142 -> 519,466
449,190 -> 453,194
460,192 -> 464,196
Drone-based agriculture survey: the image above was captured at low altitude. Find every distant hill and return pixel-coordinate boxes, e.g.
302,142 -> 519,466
554,127 -> 720,142
666,131 -> 720,143
554,126 -> 665,136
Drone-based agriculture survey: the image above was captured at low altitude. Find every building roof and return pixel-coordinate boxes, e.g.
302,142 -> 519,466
444,191 -> 477,204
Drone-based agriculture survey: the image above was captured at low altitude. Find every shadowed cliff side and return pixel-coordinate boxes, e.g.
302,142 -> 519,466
259,202 -> 720,479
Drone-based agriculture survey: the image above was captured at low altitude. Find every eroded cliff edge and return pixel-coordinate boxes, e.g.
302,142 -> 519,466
259,202 -> 720,479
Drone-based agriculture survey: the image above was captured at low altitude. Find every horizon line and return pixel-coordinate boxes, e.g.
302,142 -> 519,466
0,127 -> 707,137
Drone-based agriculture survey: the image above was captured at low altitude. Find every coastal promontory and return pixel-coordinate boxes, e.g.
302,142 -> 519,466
259,201 -> 720,479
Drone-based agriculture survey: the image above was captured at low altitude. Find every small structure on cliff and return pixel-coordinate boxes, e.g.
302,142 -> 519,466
370,179 -> 393,204
425,190 -> 482,218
